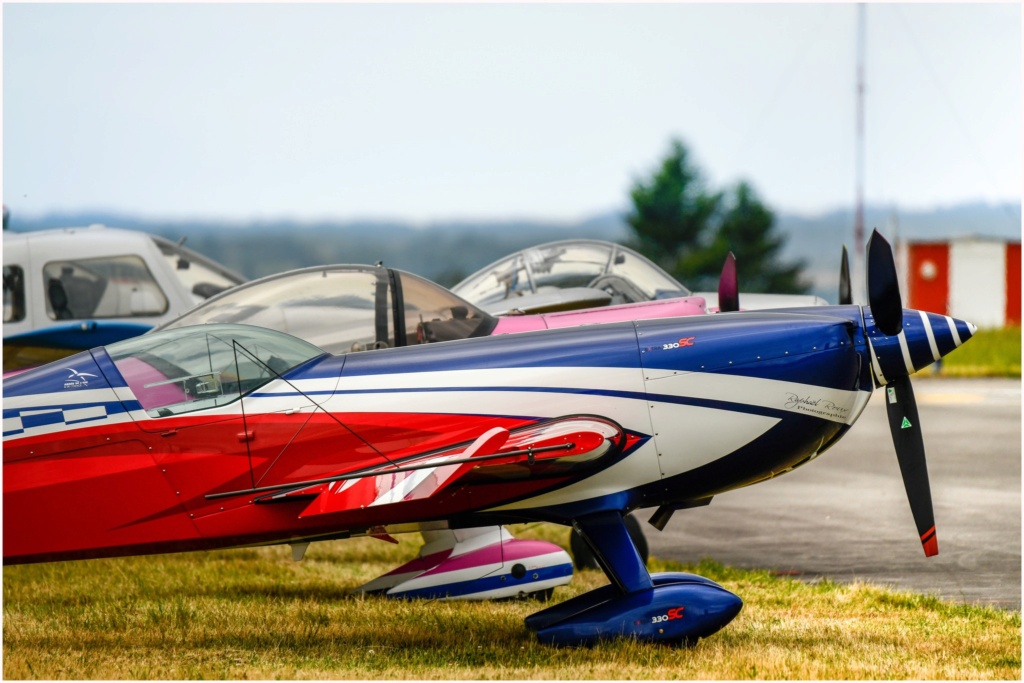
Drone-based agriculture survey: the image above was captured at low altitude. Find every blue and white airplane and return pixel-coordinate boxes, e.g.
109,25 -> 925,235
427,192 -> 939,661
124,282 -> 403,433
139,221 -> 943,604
3,230 -> 974,646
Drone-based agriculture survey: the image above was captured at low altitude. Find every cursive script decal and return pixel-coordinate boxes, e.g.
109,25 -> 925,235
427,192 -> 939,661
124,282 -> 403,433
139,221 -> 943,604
784,392 -> 850,420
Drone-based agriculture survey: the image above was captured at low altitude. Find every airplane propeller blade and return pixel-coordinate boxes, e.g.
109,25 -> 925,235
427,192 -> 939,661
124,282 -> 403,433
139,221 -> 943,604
883,375 -> 937,556
839,245 -> 852,305
864,227 -> 938,557
717,252 -> 739,313
866,229 -> 903,335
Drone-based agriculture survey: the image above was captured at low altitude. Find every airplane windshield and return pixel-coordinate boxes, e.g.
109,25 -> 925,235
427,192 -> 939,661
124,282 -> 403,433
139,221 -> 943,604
106,324 -> 324,417
151,236 -> 246,302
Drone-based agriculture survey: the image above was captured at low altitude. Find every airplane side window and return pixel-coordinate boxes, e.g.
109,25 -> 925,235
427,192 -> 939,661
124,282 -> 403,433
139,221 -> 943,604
397,272 -> 496,345
43,255 -> 169,320
608,248 -> 691,298
3,265 -> 26,322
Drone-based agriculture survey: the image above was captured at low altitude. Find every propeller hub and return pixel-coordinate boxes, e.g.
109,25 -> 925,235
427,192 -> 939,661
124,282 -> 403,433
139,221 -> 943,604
864,307 -> 975,386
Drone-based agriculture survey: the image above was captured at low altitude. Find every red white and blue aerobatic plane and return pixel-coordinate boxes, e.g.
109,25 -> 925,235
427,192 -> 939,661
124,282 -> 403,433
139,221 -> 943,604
3,232 -> 975,646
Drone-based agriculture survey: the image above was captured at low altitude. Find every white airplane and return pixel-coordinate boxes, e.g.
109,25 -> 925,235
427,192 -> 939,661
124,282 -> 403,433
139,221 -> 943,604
3,225 -> 246,371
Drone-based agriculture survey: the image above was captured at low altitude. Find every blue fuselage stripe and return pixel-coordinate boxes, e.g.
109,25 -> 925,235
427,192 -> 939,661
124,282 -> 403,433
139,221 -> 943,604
254,385 -> 795,421
3,401 -> 132,420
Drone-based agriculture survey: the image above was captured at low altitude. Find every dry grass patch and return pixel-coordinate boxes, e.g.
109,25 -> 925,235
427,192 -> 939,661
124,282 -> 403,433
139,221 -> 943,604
4,524 -> 1019,679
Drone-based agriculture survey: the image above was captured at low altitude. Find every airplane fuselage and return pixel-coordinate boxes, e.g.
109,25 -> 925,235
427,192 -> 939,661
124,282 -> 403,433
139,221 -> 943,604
3,305 -> 971,565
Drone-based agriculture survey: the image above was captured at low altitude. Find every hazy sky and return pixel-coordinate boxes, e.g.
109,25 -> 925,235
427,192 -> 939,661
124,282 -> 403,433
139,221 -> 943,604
3,3 -> 1021,223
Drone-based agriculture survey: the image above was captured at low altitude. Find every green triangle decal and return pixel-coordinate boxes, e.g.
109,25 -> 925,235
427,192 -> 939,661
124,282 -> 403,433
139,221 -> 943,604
901,417 -> 912,429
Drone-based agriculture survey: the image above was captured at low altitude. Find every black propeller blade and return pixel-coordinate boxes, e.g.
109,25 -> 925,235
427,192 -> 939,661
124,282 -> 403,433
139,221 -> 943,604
883,375 -> 938,556
717,252 -> 739,313
839,245 -> 852,305
865,228 -> 937,557
866,229 -> 903,335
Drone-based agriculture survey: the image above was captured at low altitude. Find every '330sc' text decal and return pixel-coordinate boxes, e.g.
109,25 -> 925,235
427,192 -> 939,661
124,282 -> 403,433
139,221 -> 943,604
651,606 -> 685,623
662,337 -> 695,350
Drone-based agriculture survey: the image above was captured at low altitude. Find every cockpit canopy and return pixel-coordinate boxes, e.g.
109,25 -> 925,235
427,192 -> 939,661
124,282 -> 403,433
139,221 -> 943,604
107,323 -> 325,418
155,265 -> 497,355
452,239 -> 689,314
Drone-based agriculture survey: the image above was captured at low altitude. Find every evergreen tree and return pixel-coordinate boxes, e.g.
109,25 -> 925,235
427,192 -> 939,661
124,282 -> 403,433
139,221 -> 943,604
626,139 -> 809,294
680,181 -> 809,293
625,139 -> 721,274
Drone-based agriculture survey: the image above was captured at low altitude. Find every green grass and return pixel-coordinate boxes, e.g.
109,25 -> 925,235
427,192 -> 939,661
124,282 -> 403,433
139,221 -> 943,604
930,326 -> 1021,378
3,524 -> 1020,679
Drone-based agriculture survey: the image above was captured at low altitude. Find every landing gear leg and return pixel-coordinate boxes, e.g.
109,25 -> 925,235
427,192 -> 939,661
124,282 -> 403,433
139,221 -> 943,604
570,512 -> 649,570
525,511 -> 742,646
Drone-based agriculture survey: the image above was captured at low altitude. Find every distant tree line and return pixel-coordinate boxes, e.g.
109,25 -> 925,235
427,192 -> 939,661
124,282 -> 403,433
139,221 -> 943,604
10,141 -> 1017,300
2,216 -> 625,288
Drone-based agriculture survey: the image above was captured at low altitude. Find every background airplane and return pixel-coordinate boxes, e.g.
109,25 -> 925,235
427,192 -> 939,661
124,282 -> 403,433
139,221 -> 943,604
452,239 -> 827,315
3,225 -> 246,371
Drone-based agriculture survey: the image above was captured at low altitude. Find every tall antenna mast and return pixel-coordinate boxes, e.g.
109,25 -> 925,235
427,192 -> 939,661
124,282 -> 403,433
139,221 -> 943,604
854,3 -> 866,302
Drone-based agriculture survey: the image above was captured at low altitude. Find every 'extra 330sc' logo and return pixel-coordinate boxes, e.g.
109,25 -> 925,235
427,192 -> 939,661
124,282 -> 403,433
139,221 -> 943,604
662,337 -> 695,351
651,606 -> 685,624
64,369 -> 98,389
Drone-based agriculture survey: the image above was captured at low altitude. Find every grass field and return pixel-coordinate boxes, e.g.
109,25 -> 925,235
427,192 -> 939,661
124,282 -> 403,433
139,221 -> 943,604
932,326 -> 1021,378
3,524 -> 1020,680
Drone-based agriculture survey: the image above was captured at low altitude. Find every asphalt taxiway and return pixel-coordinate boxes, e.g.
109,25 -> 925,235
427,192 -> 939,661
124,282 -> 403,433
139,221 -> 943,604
641,377 -> 1021,609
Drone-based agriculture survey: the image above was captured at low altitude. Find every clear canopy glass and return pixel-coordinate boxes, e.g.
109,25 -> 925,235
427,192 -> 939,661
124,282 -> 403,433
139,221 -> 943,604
452,240 -> 689,309
107,323 -> 325,417
156,265 -> 495,355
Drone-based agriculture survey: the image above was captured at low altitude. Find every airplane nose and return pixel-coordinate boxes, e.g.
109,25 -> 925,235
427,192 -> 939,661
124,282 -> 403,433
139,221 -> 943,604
865,307 -> 975,386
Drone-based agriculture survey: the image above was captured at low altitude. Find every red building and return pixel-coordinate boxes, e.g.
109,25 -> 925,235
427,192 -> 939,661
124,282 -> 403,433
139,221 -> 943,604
899,236 -> 1020,328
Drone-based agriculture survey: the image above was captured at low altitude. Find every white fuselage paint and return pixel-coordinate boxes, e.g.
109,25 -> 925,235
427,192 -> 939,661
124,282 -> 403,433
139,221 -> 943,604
309,366 -> 868,512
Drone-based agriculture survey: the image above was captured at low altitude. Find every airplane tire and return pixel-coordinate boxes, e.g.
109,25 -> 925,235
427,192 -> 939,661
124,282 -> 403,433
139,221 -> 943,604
570,514 -> 649,570
495,587 -> 555,602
